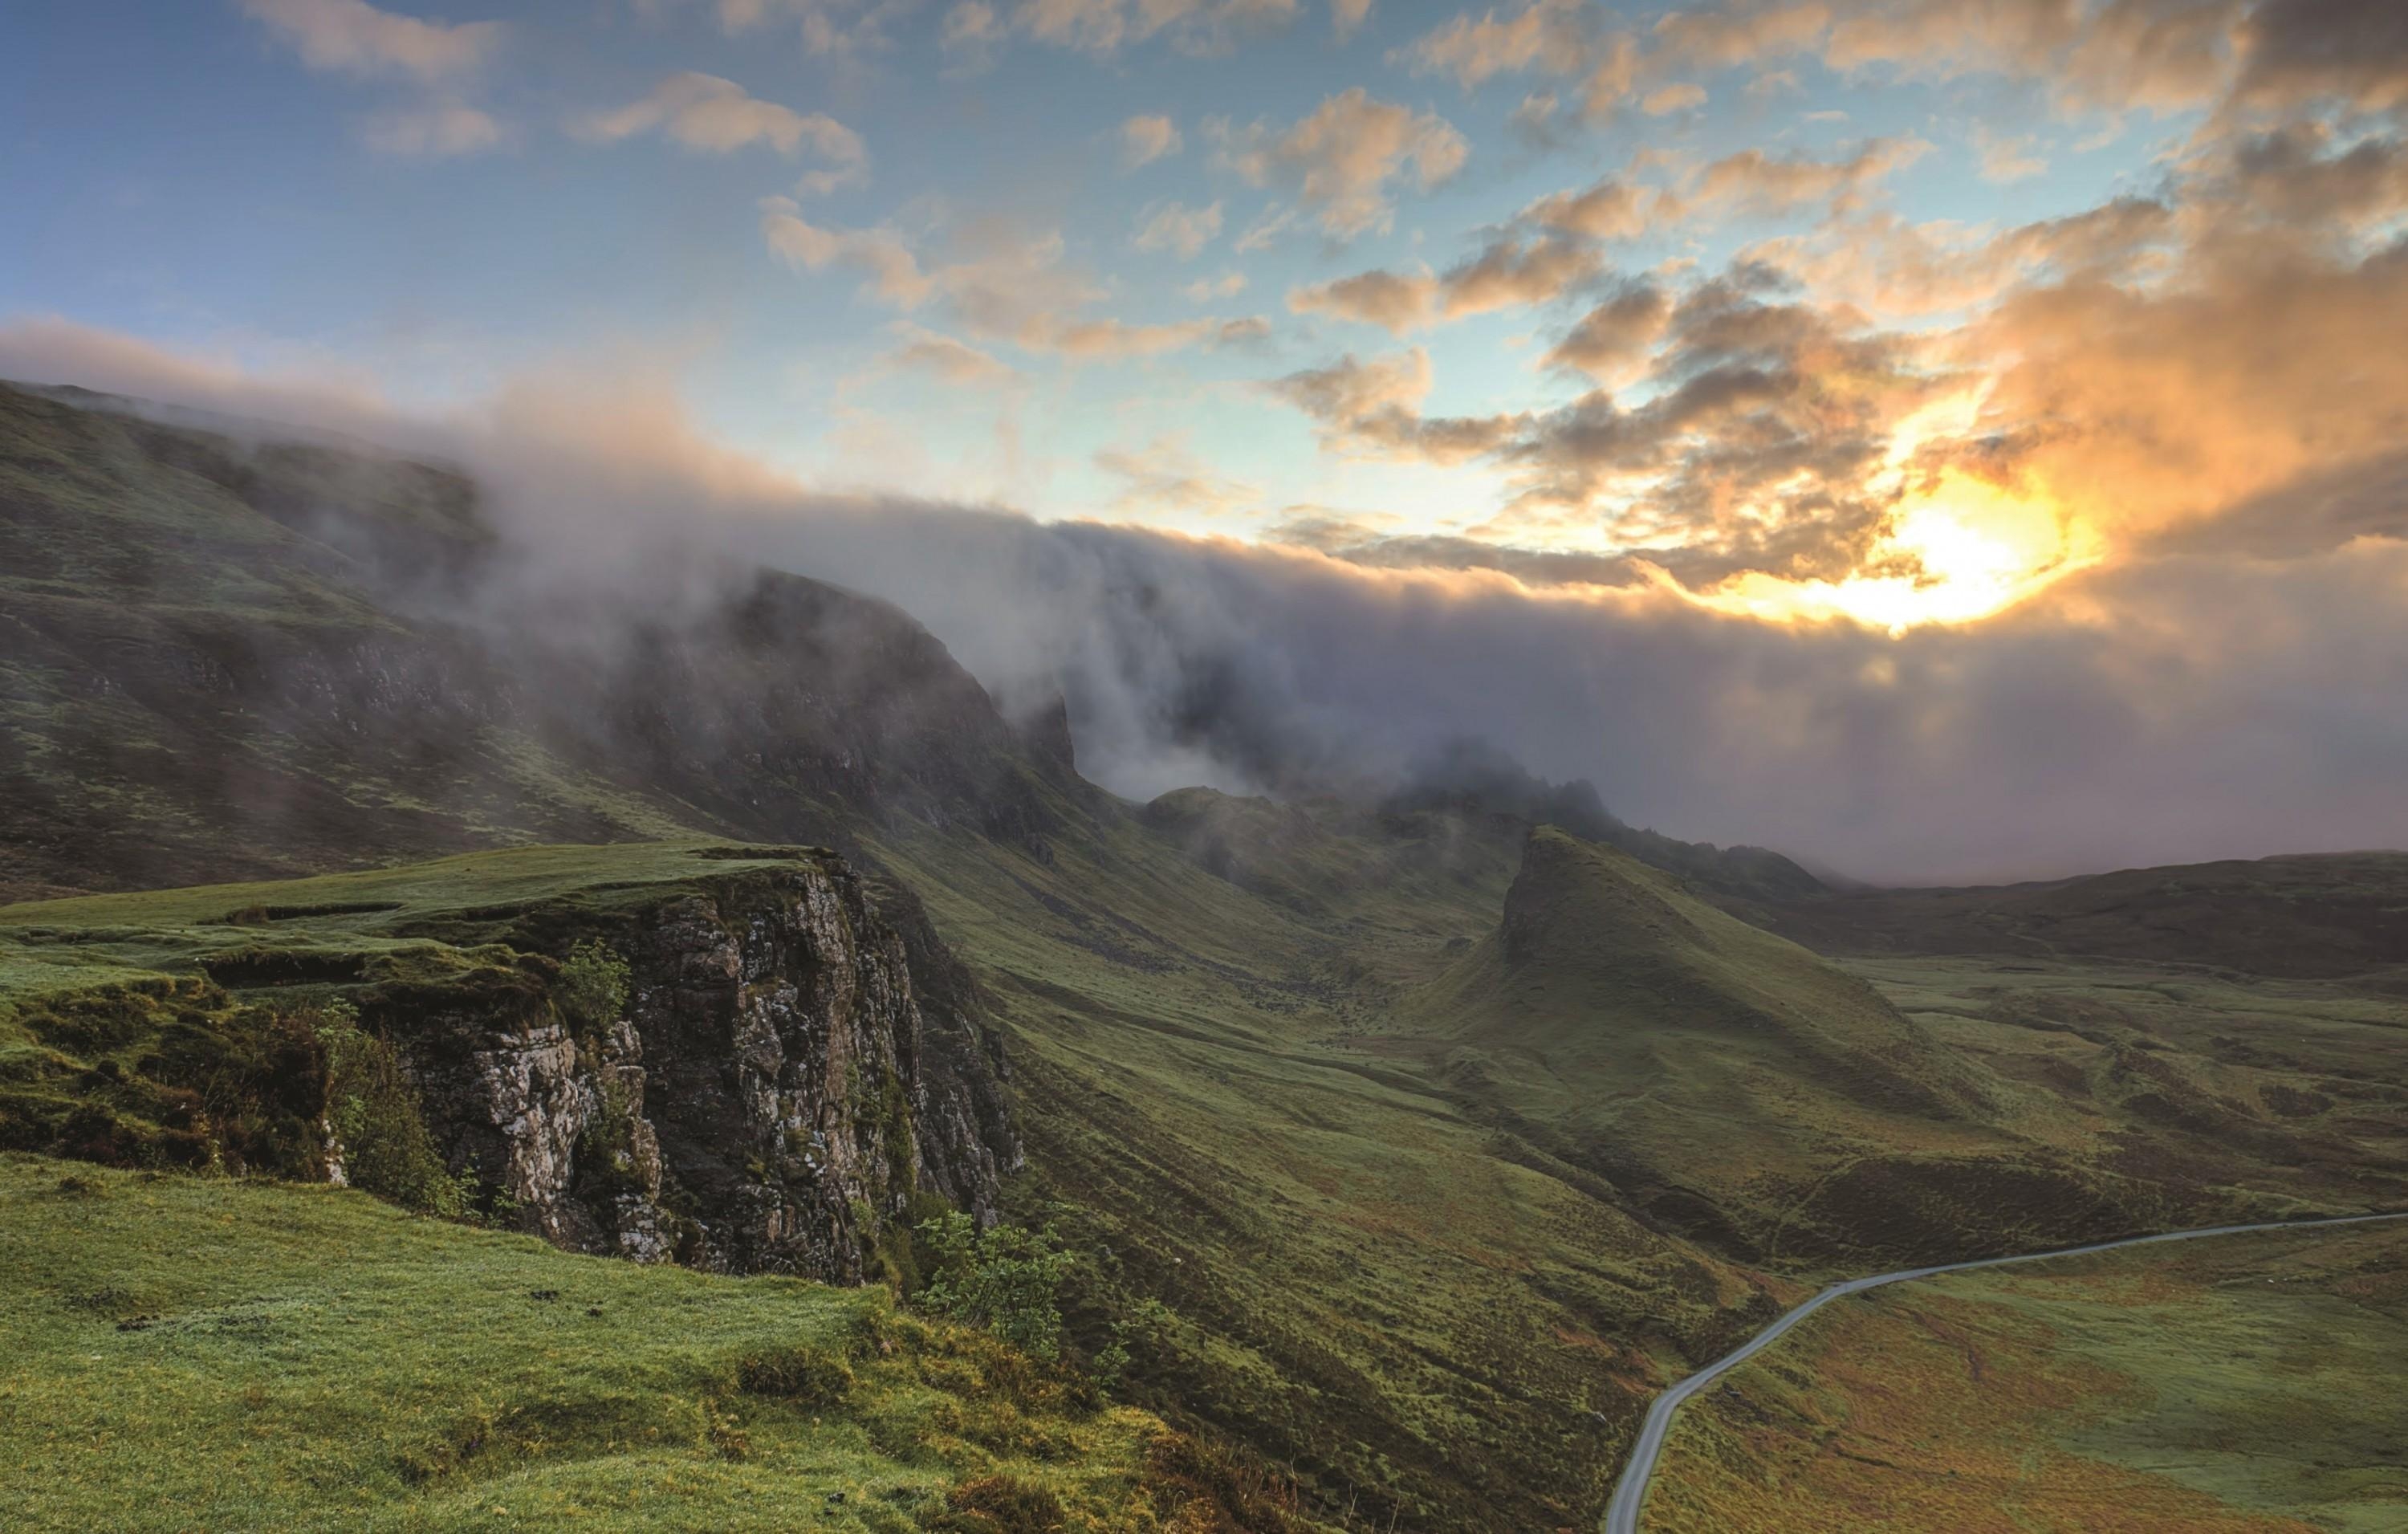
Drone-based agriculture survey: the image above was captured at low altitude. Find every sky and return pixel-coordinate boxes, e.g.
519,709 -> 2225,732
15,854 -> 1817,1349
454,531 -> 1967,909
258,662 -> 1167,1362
3,0 -> 2407,881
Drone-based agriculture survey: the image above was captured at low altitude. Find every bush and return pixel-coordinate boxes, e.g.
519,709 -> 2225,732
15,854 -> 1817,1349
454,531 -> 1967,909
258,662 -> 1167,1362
914,1212 -> 1076,1362
318,1003 -> 478,1219
556,940 -> 631,1028
734,1344 -> 855,1406
921,1473 -> 1067,1533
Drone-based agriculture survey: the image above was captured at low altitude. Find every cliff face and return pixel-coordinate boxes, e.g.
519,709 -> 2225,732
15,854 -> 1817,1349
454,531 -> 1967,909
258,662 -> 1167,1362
376,857 -> 1019,1280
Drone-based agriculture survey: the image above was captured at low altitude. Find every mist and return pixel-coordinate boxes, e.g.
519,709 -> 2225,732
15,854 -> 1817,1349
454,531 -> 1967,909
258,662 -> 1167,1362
6,316 -> 2406,887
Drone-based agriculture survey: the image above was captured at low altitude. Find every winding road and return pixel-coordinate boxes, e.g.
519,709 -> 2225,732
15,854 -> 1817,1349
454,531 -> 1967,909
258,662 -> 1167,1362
1601,1211 -> 2408,1534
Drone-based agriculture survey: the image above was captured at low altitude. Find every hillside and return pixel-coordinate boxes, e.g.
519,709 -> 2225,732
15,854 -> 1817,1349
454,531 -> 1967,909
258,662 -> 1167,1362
0,380 -> 1077,903
1380,830 -> 2406,1266
1767,852 -> 2408,983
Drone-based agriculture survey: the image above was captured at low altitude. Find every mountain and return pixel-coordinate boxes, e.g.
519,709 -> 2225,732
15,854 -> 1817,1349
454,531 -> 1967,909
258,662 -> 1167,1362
1381,737 -> 1826,906
0,379 -> 1079,903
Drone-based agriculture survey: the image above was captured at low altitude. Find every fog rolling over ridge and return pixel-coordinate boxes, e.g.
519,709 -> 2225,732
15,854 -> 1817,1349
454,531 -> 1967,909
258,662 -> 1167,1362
9,328 -> 2408,887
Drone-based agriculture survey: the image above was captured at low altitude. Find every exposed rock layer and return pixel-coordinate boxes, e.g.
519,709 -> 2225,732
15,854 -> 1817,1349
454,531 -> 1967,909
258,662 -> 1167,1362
376,857 -> 1019,1279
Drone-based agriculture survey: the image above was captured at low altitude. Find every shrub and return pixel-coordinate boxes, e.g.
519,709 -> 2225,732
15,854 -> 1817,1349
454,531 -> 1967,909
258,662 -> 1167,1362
914,1212 -> 1076,1362
921,1473 -> 1067,1533
318,1003 -> 478,1219
734,1344 -> 855,1406
556,940 -> 631,1028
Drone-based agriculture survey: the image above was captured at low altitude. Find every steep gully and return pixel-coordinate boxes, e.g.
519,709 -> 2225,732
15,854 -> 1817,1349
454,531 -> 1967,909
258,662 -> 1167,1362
1602,1211 -> 2408,1534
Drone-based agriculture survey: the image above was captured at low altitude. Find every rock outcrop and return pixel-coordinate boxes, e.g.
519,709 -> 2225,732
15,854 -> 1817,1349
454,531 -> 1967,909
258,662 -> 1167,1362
374,854 -> 1019,1280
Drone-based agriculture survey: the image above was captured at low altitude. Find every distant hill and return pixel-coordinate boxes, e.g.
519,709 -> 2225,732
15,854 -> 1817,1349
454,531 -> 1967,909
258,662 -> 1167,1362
1767,851 -> 2408,982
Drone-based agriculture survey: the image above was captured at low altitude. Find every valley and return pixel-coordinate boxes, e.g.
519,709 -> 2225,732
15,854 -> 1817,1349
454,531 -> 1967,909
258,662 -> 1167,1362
2,381 -> 2403,1532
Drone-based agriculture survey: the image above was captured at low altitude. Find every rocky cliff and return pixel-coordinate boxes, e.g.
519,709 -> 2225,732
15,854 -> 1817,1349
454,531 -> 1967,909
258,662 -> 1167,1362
365,853 -> 1020,1280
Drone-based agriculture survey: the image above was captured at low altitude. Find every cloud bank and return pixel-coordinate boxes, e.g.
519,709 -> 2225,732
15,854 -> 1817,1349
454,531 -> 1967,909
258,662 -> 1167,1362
6,314 -> 2404,887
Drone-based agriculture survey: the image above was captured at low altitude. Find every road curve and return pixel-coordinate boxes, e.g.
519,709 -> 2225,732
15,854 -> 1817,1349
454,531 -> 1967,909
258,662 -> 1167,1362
1601,1211 -> 2408,1534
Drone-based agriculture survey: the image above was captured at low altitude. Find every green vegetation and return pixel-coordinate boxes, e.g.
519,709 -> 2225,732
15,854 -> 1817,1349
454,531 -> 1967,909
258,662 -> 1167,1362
876,807 -> 1788,1530
915,1211 -> 1080,1363
8,820 -> 2405,1531
1648,1220 -> 2408,1532
0,1153 -> 1286,1533
559,939 -> 633,1028
319,1001 -> 483,1219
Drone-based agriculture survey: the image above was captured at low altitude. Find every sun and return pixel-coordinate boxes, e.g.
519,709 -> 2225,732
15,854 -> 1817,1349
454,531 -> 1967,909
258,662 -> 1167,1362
1687,472 -> 2101,632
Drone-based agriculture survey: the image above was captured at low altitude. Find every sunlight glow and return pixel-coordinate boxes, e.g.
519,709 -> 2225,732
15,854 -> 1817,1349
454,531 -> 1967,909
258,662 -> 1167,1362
1689,471 -> 2102,633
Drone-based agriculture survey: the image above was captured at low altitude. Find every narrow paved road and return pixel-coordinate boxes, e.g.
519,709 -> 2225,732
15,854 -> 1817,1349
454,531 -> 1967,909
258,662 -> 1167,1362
1601,1211 -> 2408,1534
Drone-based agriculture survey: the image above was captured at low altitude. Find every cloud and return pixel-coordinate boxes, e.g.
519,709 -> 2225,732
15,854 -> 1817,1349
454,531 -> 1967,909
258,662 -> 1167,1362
579,73 -> 868,190
1640,81 -> 1707,115
1013,0 -> 1301,56
1332,0 -> 1373,41
1974,127 -> 2047,183
1216,88 -> 1470,238
361,100 -> 507,157
1095,435 -> 1261,517
1132,200 -> 1225,258
1653,1 -> 1831,71
887,324 -> 1018,386
239,0 -> 502,83
2234,0 -> 2408,114
1401,0 -> 1595,89
1682,136 -> 1932,219
1287,233 -> 1603,332
761,199 -> 935,306
702,0 -> 904,59
11,313 -> 2408,885
1544,283 -> 1670,382
763,201 -> 1262,360
1182,271 -> 1249,302
1270,348 -> 1524,462
1520,173 -> 1655,239
1120,114 -> 1184,168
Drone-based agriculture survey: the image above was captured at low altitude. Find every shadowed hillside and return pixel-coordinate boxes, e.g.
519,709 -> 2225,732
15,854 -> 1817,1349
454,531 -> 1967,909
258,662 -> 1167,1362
0,380 -> 1079,903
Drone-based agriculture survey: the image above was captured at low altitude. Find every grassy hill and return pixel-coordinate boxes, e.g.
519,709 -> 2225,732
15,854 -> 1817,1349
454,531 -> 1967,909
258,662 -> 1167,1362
0,1153 -> 1286,1534
1767,852 -> 2408,983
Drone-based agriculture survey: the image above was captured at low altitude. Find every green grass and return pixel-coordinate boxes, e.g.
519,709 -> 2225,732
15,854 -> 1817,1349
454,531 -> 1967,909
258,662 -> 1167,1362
873,810 -> 1791,1531
9,817 -> 2407,1531
1648,1220 -> 2408,1532
0,1154 -> 1186,1532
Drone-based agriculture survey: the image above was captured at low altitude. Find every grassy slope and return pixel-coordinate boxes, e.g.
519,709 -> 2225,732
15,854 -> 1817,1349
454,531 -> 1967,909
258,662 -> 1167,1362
877,808 -> 1791,1532
1646,1220 -> 2408,1533
1849,953 -> 2408,1211
0,1154 -> 1181,1534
